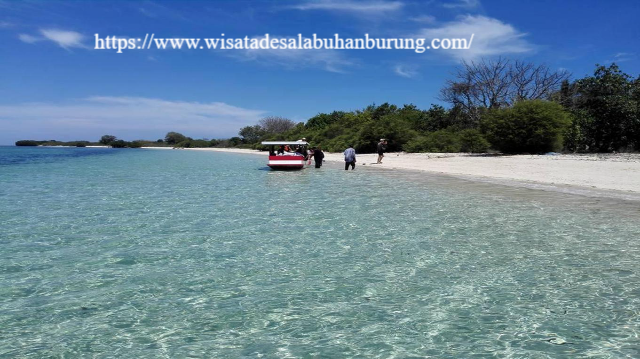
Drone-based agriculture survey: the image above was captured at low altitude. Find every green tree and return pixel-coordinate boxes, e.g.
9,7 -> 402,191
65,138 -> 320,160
574,64 -> 639,151
228,137 -> 242,146
99,135 -> 117,145
165,132 -> 187,145
556,79 -> 576,109
238,125 -> 266,143
481,100 -> 571,154
404,130 -> 461,153
306,111 -> 346,129
424,104 -> 450,132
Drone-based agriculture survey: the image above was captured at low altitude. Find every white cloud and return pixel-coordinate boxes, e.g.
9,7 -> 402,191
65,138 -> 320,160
409,15 -> 437,24
225,35 -> 354,73
605,52 -> 635,64
290,0 -> 404,14
442,0 -> 480,9
413,15 -> 534,61
40,29 -> 87,49
18,29 -> 89,49
18,33 -> 40,43
0,97 -> 266,141
393,64 -> 418,78
0,20 -> 13,28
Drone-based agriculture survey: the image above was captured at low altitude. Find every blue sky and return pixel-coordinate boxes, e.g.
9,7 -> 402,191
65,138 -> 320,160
0,0 -> 638,144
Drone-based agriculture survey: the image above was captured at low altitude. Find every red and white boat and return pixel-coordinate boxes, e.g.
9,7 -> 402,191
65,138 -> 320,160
261,141 -> 308,170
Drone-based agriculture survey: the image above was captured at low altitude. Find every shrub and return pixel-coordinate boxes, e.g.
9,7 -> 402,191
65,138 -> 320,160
481,100 -> 571,154
323,134 -> 360,152
403,136 -> 428,152
110,140 -> 128,148
228,137 -> 242,146
404,130 -> 461,152
458,129 -> 490,153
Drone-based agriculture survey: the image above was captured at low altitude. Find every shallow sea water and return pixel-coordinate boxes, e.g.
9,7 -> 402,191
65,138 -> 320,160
1,147 -> 639,358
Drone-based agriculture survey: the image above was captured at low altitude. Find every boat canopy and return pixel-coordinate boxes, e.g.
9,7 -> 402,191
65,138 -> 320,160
261,141 -> 308,146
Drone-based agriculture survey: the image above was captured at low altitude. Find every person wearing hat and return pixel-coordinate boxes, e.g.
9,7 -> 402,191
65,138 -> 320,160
376,139 -> 387,164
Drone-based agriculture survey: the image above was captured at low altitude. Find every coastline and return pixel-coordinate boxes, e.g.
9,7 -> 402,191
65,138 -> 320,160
175,147 -> 640,199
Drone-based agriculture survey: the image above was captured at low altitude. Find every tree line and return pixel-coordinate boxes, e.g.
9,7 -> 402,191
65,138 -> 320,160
235,60 -> 639,154
95,133 -> 244,148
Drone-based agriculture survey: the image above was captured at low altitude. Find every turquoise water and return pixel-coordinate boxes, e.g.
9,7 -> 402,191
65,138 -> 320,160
1,147 -> 639,358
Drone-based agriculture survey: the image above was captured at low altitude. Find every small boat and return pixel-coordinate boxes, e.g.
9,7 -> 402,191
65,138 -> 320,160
261,141 -> 308,170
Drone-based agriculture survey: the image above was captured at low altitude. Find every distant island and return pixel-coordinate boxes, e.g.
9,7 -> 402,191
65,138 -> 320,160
15,134 -> 190,148
14,133 -> 235,149
16,140 -> 101,147
15,139 -> 157,148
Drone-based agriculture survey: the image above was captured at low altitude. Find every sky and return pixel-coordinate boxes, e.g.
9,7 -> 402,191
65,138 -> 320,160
0,0 -> 639,145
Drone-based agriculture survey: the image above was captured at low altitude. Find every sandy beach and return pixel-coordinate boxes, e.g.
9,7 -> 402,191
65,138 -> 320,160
180,147 -> 640,196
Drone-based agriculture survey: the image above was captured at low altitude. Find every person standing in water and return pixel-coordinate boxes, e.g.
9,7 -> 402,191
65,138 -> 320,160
313,147 -> 325,168
344,145 -> 356,170
307,147 -> 314,165
376,139 -> 387,164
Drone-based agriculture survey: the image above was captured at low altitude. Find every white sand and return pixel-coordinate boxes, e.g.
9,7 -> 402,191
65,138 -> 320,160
174,147 -> 640,195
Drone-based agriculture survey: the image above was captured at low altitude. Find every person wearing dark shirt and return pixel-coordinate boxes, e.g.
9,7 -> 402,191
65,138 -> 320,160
295,145 -> 307,160
376,139 -> 387,164
313,147 -> 325,168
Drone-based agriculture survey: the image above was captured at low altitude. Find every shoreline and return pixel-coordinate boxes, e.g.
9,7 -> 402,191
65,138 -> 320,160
176,147 -> 640,200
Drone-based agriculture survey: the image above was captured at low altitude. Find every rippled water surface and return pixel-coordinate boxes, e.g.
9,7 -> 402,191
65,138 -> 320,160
1,147 -> 639,358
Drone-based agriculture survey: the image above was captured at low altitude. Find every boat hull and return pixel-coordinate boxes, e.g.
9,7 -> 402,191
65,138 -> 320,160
268,155 -> 305,169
